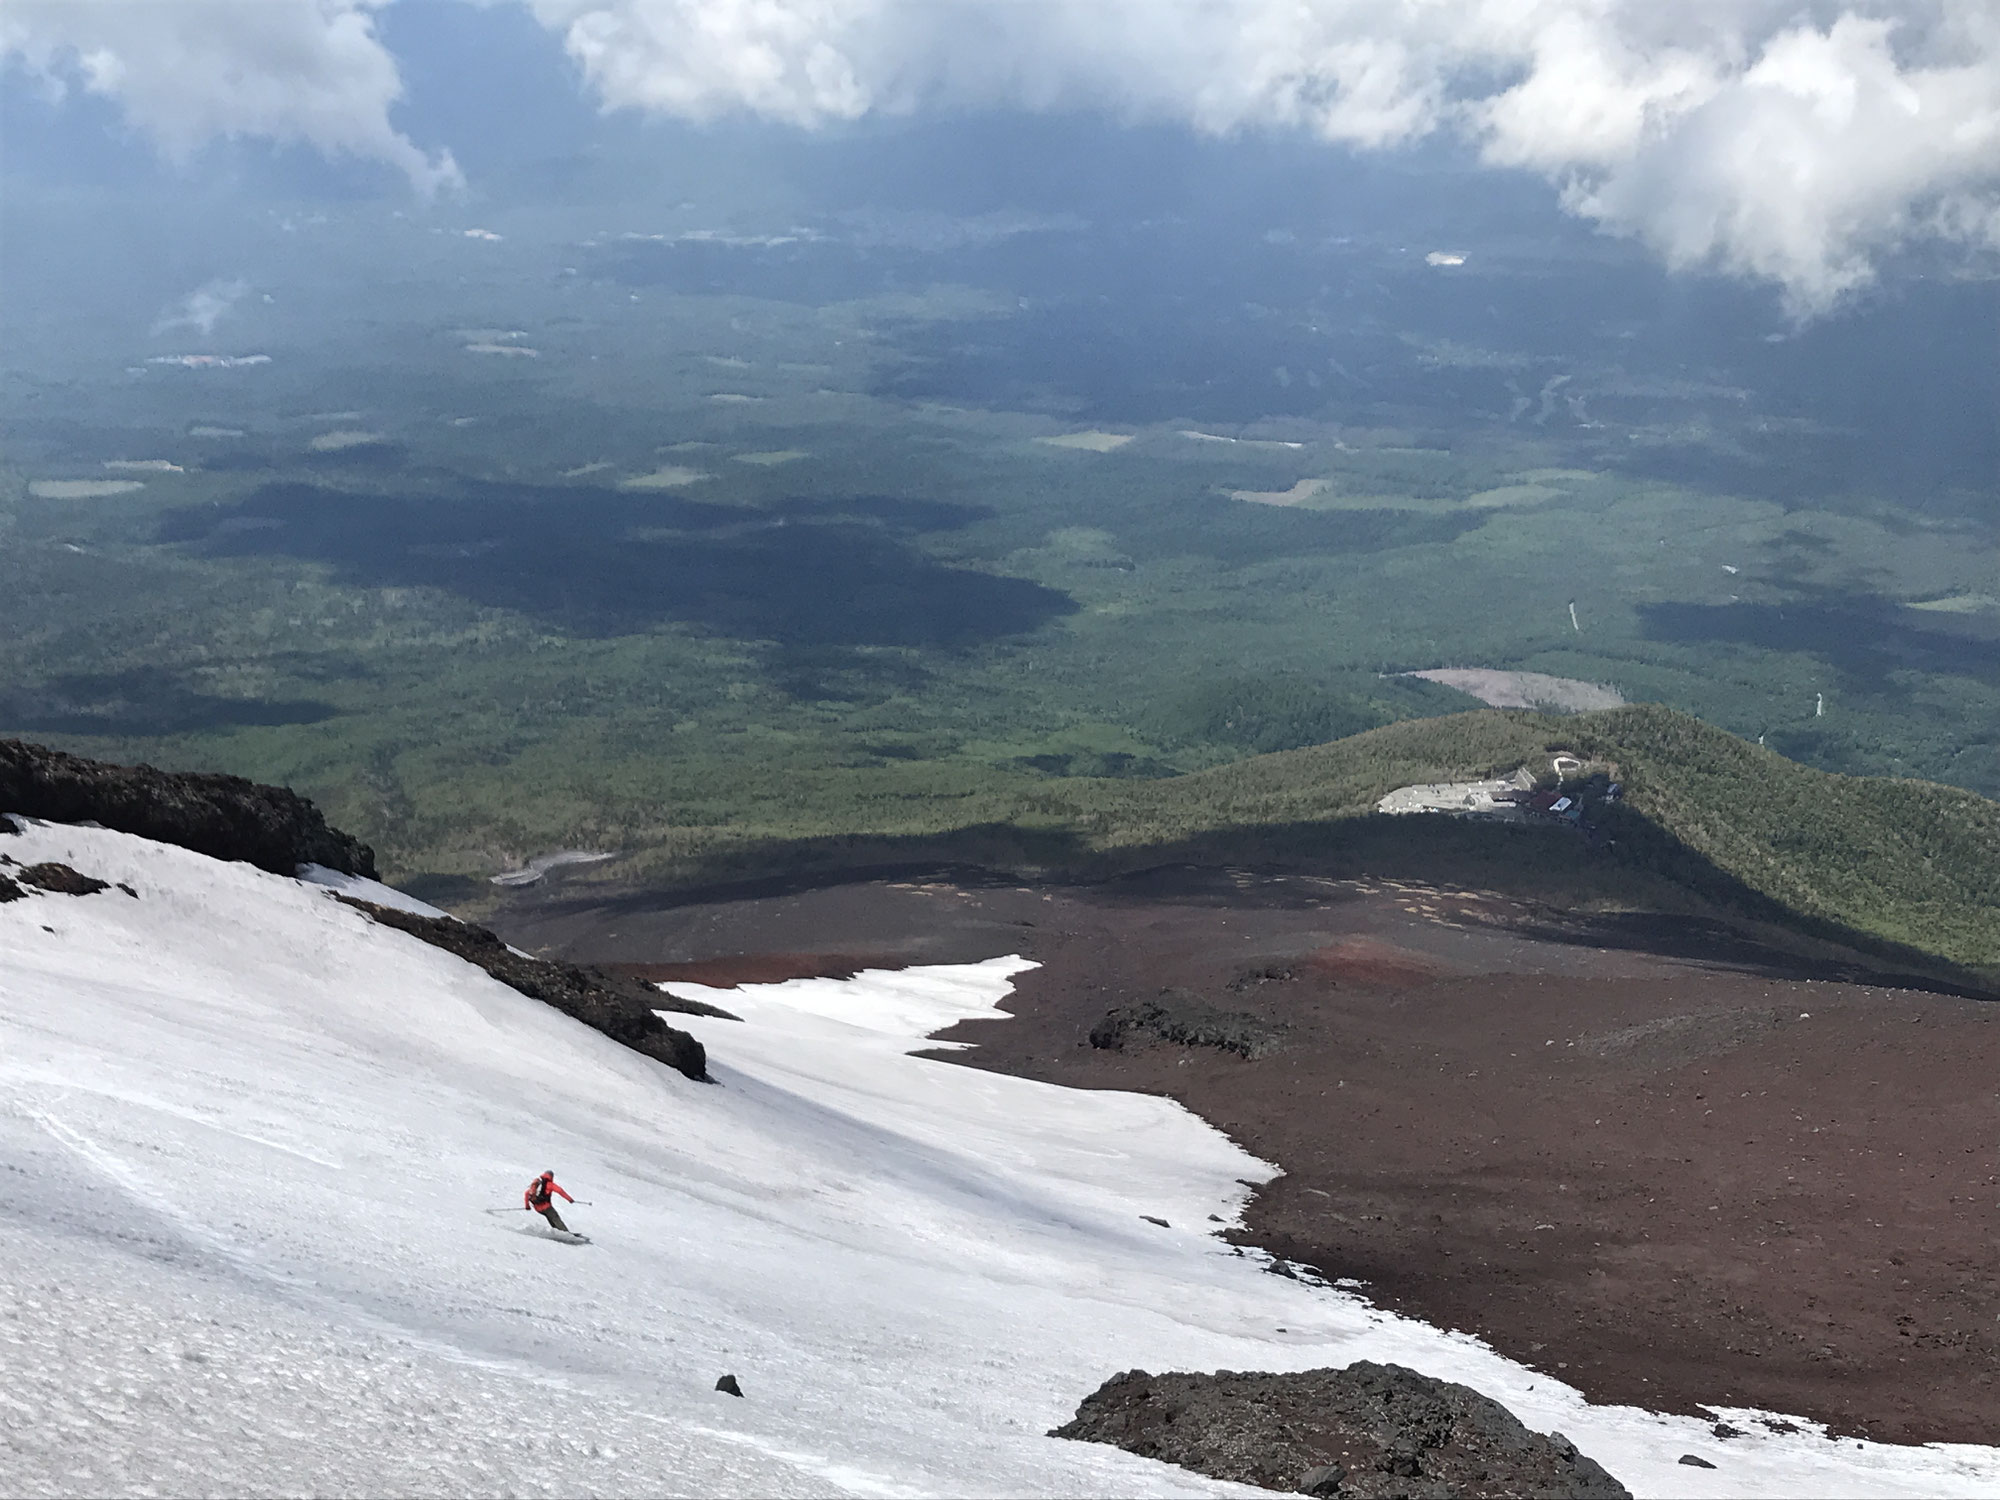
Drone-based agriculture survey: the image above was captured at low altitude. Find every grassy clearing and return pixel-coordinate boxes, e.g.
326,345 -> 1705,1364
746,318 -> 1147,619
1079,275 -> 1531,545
29,480 -> 145,499
1907,594 -> 2000,614
308,430 -> 387,452
618,466 -> 713,489
1035,431 -> 1134,452
1227,478 -> 1332,506
1408,670 -> 1624,712
1466,483 -> 1563,508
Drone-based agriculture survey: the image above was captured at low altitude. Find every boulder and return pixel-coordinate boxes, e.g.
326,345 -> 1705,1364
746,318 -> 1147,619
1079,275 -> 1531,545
19,862 -> 110,896
1089,988 -> 1285,1059
1051,1362 -> 1629,1499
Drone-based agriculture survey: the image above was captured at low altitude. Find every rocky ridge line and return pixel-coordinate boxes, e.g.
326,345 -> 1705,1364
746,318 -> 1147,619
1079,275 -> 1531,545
0,739 -> 376,878
336,897 -> 719,1084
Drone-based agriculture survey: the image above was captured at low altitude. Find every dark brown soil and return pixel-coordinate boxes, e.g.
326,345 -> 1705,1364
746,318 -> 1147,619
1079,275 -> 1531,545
606,952 -> 909,988
488,864 -> 2000,1445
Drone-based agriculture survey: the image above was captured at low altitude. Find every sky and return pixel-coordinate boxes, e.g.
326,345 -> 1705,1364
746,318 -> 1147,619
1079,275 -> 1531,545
3,0 -> 1997,319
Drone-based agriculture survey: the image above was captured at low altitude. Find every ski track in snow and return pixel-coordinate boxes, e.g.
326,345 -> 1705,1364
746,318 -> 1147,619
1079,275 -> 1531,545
1,818 -> 1996,1497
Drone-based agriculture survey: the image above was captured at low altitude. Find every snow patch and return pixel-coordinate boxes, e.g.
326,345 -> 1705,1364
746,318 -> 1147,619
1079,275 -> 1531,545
662,958 -> 1034,1052
297,863 -> 452,919
489,850 -> 617,888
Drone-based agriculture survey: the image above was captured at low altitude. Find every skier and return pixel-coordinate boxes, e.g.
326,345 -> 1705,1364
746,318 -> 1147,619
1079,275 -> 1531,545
524,1169 -> 574,1232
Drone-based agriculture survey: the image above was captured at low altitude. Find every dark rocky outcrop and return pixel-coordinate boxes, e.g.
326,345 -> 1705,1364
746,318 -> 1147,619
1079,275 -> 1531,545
0,739 -> 376,878
0,852 -> 116,899
715,1374 -> 744,1397
1089,987 -> 1285,1059
18,861 -> 110,896
337,897 -> 713,1083
1051,1362 -> 1630,1499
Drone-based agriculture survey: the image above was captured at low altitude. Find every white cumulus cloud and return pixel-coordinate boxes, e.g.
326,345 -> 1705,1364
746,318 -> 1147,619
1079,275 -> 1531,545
0,0 -> 460,196
7,1 -> 1994,311
1478,5 -> 2000,313
151,276 -> 250,338
530,0 -> 2000,314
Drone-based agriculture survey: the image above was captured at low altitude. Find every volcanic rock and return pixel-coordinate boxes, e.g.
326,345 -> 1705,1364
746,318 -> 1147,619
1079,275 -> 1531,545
0,739 -> 376,878
1051,1362 -> 1629,1498
19,862 -> 110,896
1088,988 -> 1285,1059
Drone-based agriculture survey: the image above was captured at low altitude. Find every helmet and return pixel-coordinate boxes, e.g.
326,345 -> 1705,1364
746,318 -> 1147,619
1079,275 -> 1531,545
541,1170 -> 554,1180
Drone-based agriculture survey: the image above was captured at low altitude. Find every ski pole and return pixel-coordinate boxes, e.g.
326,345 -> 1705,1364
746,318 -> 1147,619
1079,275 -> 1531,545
483,1206 -> 530,1215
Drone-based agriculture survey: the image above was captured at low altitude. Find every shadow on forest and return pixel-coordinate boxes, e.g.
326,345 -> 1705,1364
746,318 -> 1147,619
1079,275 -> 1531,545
1640,594 -> 2000,690
158,482 -> 1073,646
0,667 -> 339,737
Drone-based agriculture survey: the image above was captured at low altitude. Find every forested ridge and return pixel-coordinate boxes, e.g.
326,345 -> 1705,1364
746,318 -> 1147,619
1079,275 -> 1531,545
645,705 -> 2000,983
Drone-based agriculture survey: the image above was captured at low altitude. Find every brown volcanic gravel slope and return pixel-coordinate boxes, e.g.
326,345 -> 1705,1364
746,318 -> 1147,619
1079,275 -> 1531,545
490,866 -> 2000,1445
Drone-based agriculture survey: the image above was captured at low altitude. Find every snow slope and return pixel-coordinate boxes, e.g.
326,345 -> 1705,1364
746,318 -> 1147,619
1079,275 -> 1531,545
3,816 -> 1996,1497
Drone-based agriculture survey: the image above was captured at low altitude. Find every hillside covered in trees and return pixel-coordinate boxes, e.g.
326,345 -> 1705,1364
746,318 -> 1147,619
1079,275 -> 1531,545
638,705 -> 1999,986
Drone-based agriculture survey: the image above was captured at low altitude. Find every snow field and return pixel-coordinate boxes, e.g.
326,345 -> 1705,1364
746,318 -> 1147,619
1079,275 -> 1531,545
2,817 -> 1997,1497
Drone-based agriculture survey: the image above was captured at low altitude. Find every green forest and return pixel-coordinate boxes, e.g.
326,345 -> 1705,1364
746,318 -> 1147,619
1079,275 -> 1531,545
4,233 -> 1997,986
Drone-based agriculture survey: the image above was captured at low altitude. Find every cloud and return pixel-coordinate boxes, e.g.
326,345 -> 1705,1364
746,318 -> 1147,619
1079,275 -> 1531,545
151,277 -> 250,339
7,1 -> 1992,311
530,0 -> 2000,314
0,0 -> 460,196
1477,5 -> 2000,315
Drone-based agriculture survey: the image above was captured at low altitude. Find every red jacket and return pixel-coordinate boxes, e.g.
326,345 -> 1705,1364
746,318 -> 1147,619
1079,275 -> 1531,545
525,1176 -> 573,1210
